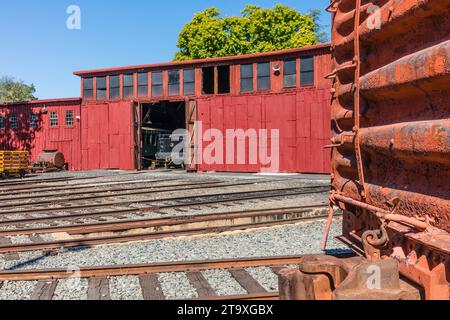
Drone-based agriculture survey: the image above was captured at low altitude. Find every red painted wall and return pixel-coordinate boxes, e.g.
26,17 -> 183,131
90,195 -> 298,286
1,46 -> 332,173
0,100 -> 82,170
0,99 -> 134,171
81,101 -> 134,170
196,88 -> 331,174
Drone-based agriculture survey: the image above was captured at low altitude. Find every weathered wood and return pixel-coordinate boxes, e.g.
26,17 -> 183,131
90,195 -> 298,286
0,237 -> 19,261
29,235 -> 44,243
186,272 -> 216,298
87,277 -> 110,300
229,269 -> 267,294
31,280 -> 57,300
138,274 -> 165,300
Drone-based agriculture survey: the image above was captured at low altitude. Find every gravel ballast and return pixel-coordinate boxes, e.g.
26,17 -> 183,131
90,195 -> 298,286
0,281 -> 37,300
245,267 -> 279,292
53,278 -> 88,300
158,272 -> 198,300
109,276 -> 143,300
0,220 -> 344,270
202,269 -> 247,296
0,171 -> 341,300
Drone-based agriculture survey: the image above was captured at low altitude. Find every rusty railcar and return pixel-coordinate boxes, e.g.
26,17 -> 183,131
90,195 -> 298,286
279,0 -> 449,300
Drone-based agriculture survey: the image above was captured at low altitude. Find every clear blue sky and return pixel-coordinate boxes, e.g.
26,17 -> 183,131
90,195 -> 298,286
0,1 -> 331,99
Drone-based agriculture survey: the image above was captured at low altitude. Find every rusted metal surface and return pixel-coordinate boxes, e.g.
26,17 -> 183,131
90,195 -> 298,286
0,255 -> 309,281
0,205 -> 329,237
0,185 -> 328,216
0,254 -> 305,300
0,170 -> 145,188
323,0 -> 450,300
36,150 -> 65,168
0,205 -> 331,254
205,293 -> 279,301
0,179 -> 216,201
0,180 -> 258,209
0,189 -> 327,228
32,149 -> 66,172
279,255 -> 422,300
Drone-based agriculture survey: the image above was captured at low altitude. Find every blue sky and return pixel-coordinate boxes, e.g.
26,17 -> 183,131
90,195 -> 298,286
0,1 -> 331,99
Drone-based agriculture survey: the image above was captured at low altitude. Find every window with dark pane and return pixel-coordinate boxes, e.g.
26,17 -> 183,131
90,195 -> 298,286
50,112 -> 58,127
109,75 -> 120,99
0,116 -> 4,129
138,72 -> 149,97
96,77 -> 107,100
183,69 -> 195,95
10,114 -> 18,129
168,70 -> 180,96
30,113 -> 38,128
218,65 -> 230,94
152,72 -> 163,97
257,62 -> 271,91
83,78 -> 93,99
283,59 -> 297,88
123,74 -> 134,98
202,67 -> 214,94
300,56 -> 315,87
240,64 -> 254,93
65,110 -> 74,127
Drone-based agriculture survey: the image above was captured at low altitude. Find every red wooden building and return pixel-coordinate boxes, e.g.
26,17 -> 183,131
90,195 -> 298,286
0,43 -> 332,173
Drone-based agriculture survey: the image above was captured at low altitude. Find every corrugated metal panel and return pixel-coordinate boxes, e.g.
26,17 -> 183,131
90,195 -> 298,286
329,0 -> 449,300
196,88 -> 331,173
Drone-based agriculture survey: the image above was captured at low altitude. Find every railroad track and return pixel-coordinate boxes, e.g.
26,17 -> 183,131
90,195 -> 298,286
0,179 -> 222,201
0,175 -> 182,194
0,170 -> 149,189
0,172 -> 336,301
0,185 -> 329,217
0,175 -> 302,198
0,205 -> 336,254
0,186 -> 328,229
0,180 -> 263,208
0,253 -> 352,300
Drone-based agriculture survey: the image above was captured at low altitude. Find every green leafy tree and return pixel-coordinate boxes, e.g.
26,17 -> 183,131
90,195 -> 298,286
0,76 -> 37,103
175,4 -> 324,61
309,9 -> 330,43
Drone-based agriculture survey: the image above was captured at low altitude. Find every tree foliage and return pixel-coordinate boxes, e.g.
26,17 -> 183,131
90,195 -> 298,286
175,5 -> 325,61
0,76 -> 37,103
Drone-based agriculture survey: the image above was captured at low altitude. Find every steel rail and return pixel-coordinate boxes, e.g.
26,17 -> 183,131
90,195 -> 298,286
0,176 -> 80,187
0,177 -> 301,200
0,178 -> 210,200
0,180 -> 261,208
0,186 -> 329,216
0,255 -> 309,281
0,170 -> 149,188
0,189 -> 327,226
0,176 -> 297,197
0,175 -> 98,187
0,204 -> 329,237
204,293 -> 279,301
0,213 -> 332,254
0,176 -> 184,194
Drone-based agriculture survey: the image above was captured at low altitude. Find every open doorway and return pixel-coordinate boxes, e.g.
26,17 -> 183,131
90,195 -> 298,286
140,101 -> 186,169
